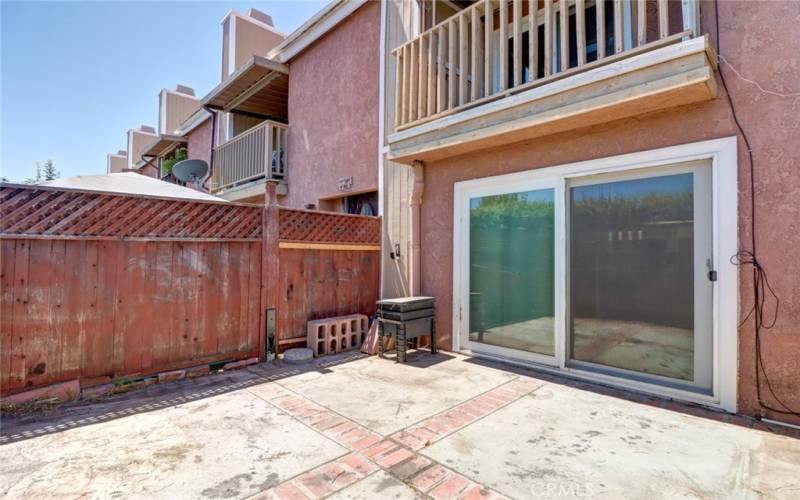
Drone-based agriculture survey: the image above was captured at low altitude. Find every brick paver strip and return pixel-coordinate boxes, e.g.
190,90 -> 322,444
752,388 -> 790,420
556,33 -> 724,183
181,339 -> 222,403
247,376 -> 538,499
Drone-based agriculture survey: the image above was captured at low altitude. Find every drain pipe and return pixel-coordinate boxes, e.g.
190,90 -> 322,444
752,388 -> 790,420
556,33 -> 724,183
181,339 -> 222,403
409,160 -> 425,297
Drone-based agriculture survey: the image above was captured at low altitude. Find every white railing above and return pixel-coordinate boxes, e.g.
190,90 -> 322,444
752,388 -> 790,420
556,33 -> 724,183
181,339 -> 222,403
210,120 -> 288,193
393,0 -> 699,130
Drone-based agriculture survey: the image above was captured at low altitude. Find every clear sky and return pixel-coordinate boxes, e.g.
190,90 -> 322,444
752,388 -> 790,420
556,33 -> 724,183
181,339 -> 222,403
1,0 -> 328,183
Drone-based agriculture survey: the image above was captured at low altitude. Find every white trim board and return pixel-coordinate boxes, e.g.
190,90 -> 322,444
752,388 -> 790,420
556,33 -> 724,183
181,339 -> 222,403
451,137 -> 739,412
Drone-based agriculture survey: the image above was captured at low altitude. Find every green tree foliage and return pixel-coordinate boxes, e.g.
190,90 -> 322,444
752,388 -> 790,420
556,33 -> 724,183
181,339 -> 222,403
161,148 -> 187,175
24,160 -> 59,184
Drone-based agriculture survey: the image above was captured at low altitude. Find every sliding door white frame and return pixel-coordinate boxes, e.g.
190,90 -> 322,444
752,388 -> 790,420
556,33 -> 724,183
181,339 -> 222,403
452,136 -> 739,411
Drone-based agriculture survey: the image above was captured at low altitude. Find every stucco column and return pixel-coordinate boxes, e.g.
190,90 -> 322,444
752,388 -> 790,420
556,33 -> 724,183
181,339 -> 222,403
409,160 -> 425,297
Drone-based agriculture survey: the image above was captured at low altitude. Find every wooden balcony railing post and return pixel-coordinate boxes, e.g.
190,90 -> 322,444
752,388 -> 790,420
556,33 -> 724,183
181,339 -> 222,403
576,0 -> 586,65
484,0 -> 493,97
559,0 -> 569,71
614,0 -> 624,54
528,0 -> 538,82
658,0 -> 669,39
418,35 -> 428,120
448,19 -> 457,109
637,0 -> 647,46
437,25 -> 446,113
513,0 -> 522,87
471,6 -> 481,101
544,0 -> 553,76
459,13 -> 468,105
597,0 -> 606,59
427,31 -> 436,115
499,0 -> 508,91
410,40 -> 419,122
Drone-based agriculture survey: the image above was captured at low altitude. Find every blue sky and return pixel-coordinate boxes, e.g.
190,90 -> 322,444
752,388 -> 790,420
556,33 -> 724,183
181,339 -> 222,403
1,0 -> 327,183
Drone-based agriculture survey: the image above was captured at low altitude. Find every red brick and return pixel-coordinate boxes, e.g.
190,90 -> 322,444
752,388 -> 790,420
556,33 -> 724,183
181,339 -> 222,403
338,427 -> 370,445
223,357 -> 258,370
272,481 -> 310,500
351,434 -> 382,451
430,474 -> 471,499
340,453 -> 378,475
157,369 -> 185,384
460,485 -> 508,500
392,431 -> 427,450
375,447 -> 414,468
328,422 -> 358,437
312,415 -> 348,431
362,439 -> 398,459
186,365 -> 210,378
4,379 -> 79,404
411,464 -> 451,492
389,454 -> 432,480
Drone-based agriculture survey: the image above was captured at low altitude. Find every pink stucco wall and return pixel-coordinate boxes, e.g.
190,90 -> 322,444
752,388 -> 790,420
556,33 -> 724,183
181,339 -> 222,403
284,1 -> 380,209
416,1 -> 799,422
187,116 -> 213,167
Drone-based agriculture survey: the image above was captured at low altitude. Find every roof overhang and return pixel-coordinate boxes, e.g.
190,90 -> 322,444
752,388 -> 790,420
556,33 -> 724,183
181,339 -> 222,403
176,109 -> 212,136
200,55 -> 289,119
141,133 -> 187,158
269,0 -> 367,63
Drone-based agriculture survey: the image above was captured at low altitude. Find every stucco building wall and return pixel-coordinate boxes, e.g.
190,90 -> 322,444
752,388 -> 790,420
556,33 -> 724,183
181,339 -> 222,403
411,0 -> 799,421
284,1 -> 380,209
187,117 -> 213,168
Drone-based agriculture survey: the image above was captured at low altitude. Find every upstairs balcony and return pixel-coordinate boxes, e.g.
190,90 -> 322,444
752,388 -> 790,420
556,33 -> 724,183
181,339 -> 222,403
201,55 -> 289,202
210,120 -> 288,200
387,0 -> 714,164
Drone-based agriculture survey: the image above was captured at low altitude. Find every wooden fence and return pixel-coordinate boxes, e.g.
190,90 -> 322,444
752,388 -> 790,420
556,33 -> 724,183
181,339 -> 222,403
0,182 -> 380,395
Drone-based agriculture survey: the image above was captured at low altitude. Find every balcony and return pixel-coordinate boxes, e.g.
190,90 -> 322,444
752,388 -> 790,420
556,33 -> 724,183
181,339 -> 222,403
210,120 -> 288,201
387,0 -> 714,163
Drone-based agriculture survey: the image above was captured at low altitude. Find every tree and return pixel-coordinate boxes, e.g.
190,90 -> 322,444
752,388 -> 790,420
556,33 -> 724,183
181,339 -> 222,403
24,160 -> 59,184
41,160 -> 59,181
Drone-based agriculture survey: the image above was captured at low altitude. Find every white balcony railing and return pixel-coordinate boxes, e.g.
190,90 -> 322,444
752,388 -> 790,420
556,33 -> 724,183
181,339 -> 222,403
210,120 -> 287,192
393,0 -> 699,130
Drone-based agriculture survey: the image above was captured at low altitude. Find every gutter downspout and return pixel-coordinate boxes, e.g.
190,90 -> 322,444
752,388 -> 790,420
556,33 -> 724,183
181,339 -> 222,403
203,110 -> 219,191
409,160 -> 424,297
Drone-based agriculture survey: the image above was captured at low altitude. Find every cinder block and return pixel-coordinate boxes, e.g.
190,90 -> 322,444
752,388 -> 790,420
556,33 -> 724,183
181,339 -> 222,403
2,379 -> 80,404
307,314 -> 369,357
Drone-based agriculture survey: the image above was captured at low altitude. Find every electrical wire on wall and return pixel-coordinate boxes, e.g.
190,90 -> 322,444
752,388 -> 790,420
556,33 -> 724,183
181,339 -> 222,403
714,0 -> 800,418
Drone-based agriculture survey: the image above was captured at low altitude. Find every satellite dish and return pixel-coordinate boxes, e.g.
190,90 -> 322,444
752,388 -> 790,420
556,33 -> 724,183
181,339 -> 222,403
173,159 -> 208,183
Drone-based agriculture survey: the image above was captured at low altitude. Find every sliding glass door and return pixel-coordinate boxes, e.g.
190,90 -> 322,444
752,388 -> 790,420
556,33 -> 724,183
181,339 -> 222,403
567,163 -> 713,393
459,160 -> 714,394
464,181 -> 559,365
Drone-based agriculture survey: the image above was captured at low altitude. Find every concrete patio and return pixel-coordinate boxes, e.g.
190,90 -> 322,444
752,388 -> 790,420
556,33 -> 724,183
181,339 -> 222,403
1,351 -> 799,499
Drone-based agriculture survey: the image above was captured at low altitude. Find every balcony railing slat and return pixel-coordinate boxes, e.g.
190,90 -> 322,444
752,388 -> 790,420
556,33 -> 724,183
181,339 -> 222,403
528,0 -> 538,82
513,0 -> 522,87
392,0 -> 697,130
576,0 -> 586,65
597,0 -> 606,59
614,0 -> 624,54
637,0 -> 647,46
484,0 -> 493,97
437,25 -> 447,113
471,6 -> 481,101
448,19 -> 457,109
659,0 -> 669,38
559,0 -> 569,72
499,0 -> 508,91
544,0 -> 553,77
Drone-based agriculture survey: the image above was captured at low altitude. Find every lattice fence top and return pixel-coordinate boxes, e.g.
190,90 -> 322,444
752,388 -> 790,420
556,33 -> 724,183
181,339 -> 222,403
0,184 -> 262,240
279,208 -> 381,245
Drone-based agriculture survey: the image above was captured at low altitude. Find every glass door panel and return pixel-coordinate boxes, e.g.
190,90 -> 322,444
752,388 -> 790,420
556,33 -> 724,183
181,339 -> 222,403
469,188 -> 556,356
568,164 -> 713,392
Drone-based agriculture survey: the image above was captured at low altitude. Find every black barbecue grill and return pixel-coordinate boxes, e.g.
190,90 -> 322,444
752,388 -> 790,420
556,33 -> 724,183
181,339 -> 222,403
376,297 -> 437,363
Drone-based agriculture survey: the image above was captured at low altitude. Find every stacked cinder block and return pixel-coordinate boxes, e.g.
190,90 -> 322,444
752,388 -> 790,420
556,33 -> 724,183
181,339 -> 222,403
307,314 -> 369,357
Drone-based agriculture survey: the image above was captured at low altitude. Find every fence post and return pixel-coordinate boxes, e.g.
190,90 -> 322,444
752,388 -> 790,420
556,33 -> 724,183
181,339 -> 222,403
261,180 -> 281,358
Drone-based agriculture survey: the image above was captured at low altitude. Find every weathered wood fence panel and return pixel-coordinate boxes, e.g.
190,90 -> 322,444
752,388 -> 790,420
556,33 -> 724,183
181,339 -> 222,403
1,182 -> 381,395
0,238 -> 262,393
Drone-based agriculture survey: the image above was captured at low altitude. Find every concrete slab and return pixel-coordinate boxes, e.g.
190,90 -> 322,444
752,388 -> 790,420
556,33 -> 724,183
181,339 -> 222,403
274,353 -> 516,435
421,383 -> 800,499
0,389 -> 346,499
328,470 -> 423,499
